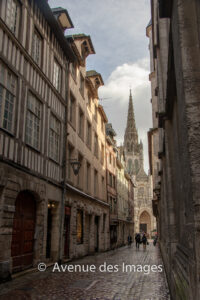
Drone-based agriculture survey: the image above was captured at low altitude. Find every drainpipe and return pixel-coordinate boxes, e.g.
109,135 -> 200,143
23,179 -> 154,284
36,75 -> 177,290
58,60 -> 70,264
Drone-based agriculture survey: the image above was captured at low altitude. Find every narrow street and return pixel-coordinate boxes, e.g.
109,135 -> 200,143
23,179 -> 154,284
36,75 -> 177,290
0,242 -> 170,300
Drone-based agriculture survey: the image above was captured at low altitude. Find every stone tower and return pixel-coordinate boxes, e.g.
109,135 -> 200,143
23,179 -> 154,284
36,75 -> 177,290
124,90 -> 156,236
124,90 -> 144,175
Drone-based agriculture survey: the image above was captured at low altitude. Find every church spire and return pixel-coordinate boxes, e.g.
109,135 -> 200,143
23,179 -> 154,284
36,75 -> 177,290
124,90 -> 138,148
126,90 -> 137,133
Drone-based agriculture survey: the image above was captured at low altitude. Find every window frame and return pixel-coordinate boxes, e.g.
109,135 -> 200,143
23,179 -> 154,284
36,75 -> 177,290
5,0 -> 21,37
49,113 -> 61,163
0,62 -> 17,134
53,59 -> 62,92
25,92 -> 42,150
32,27 -> 43,66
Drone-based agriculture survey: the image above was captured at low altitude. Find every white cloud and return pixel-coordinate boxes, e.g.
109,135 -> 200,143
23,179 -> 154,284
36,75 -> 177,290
99,57 -> 152,172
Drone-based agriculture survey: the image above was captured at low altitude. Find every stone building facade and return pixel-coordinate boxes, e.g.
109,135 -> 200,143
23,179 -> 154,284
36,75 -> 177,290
65,34 -> 110,258
105,123 -> 118,248
147,0 -> 200,299
116,147 -> 134,247
123,91 -> 156,237
0,0 -> 75,281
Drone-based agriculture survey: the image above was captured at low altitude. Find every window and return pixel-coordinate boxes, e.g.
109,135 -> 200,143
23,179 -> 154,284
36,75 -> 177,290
0,62 -> 17,132
32,29 -> 42,66
69,93 -> 76,127
113,176 -> 116,189
70,62 -> 76,80
86,162 -> 91,192
77,210 -> 83,244
53,60 -> 61,91
113,157 -> 116,167
101,117 -> 104,132
101,143 -> 104,165
25,93 -> 41,149
94,105 -> 97,121
49,114 -> 60,162
94,169 -> 98,197
101,176 -> 105,198
87,92 -> 91,108
80,73 -> 84,96
86,121 -> 91,148
6,0 -> 20,36
77,153 -> 83,188
94,133 -> 98,158
78,108 -> 84,139
109,153 -> 112,165
109,172 -> 112,186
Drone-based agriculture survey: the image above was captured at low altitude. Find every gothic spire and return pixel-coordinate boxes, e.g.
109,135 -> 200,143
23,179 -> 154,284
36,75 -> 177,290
124,90 -> 138,147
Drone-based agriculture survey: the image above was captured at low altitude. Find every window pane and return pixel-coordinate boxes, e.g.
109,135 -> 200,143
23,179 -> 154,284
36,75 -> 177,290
49,115 -> 60,162
6,0 -> 19,35
25,94 -> 41,149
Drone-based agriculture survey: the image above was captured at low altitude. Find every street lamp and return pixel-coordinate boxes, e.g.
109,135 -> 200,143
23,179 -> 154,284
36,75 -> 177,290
68,159 -> 81,176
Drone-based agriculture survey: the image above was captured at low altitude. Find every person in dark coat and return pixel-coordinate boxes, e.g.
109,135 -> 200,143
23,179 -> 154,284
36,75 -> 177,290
142,233 -> 148,251
135,233 -> 141,250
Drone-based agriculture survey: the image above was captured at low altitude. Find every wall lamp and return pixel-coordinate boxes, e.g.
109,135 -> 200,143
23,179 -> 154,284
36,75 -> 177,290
68,159 -> 81,176
48,202 -> 56,208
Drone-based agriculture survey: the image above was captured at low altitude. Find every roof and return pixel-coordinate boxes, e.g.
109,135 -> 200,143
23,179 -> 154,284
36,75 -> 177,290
66,34 -> 95,54
51,7 -> 74,29
86,70 -> 104,85
35,1 -> 75,61
86,70 -> 100,77
67,33 -> 87,39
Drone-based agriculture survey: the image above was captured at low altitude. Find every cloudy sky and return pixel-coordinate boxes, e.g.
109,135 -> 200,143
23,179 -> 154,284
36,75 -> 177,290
49,0 -> 152,172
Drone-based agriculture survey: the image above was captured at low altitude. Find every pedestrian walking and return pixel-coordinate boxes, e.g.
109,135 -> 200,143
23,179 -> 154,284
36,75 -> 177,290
153,235 -> 158,246
135,233 -> 141,250
142,233 -> 148,251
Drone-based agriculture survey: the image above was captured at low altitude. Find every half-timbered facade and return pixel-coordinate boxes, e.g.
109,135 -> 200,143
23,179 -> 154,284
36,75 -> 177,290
0,0 -> 75,281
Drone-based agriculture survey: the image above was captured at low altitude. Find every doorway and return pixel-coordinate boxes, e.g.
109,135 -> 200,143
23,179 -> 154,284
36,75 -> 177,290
11,191 -> 36,273
64,206 -> 71,258
46,207 -> 52,259
94,216 -> 99,252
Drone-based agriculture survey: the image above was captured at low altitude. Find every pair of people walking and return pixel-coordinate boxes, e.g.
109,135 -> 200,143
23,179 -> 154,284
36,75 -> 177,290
135,232 -> 148,250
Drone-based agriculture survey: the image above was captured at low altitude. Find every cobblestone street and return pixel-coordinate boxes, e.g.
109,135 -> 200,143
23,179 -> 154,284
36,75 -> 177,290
0,242 -> 170,300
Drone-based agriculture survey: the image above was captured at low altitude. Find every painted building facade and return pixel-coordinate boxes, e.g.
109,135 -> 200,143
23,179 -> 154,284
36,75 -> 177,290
65,35 -> 110,258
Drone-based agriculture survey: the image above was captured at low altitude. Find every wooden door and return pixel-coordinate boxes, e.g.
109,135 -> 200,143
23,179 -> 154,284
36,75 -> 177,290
11,191 -> 36,273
